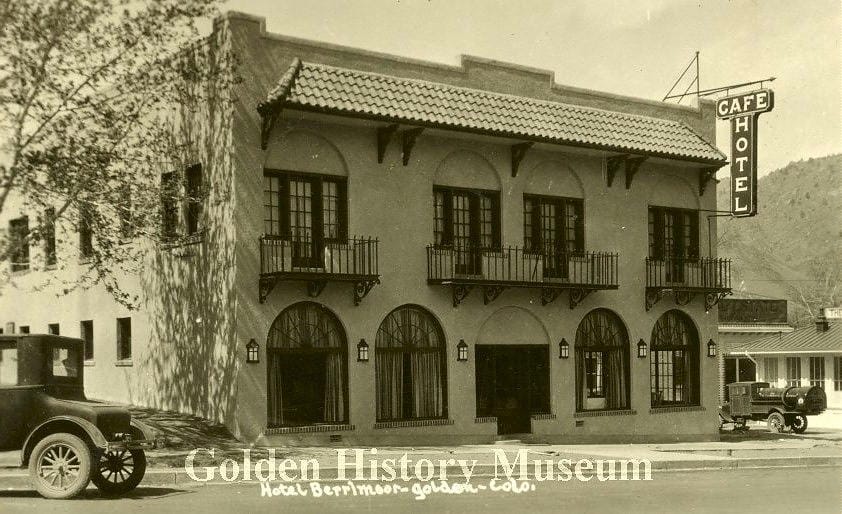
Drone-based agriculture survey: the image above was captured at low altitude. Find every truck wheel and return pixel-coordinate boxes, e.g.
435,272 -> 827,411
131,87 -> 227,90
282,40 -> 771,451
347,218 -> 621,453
91,448 -> 146,495
28,433 -> 92,499
790,414 -> 808,434
767,412 -> 786,433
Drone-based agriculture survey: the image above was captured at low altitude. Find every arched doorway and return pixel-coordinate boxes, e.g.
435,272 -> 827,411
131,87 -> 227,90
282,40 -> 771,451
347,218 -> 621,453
375,305 -> 447,421
574,309 -> 630,411
650,310 -> 700,407
475,307 -> 550,435
266,302 -> 348,427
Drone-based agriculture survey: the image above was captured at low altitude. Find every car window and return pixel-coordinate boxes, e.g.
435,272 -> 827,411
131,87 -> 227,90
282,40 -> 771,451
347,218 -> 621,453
52,346 -> 79,378
0,345 -> 18,386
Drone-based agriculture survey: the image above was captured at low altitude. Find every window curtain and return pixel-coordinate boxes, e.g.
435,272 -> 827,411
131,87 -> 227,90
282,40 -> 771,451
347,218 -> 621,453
411,352 -> 443,418
575,350 -> 587,410
605,349 -> 627,409
376,352 -> 404,420
323,353 -> 345,423
575,309 -> 629,411
268,352 -> 284,427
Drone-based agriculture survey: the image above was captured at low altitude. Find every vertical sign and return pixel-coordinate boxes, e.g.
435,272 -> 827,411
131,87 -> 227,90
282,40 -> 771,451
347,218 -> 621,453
716,89 -> 774,217
729,115 -> 757,216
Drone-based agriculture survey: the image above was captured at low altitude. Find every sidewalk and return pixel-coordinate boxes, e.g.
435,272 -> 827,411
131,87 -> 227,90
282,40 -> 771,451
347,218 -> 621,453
2,438 -> 841,489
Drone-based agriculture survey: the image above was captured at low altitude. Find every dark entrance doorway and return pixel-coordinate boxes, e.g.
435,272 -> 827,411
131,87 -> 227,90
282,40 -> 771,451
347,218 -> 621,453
475,345 -> 550,435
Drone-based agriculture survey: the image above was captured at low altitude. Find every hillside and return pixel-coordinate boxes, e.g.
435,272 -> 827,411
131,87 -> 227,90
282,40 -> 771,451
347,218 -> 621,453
716,154 -> 842,316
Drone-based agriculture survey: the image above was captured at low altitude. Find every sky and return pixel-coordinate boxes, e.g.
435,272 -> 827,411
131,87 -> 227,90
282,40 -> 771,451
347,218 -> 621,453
222,0 -> 841,178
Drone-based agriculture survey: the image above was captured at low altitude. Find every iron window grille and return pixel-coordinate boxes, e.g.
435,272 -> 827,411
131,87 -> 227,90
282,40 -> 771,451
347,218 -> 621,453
650,310 -> 700,407
266,302 -> 348,428
575,309 -> 630,411
375,305 -> 447,422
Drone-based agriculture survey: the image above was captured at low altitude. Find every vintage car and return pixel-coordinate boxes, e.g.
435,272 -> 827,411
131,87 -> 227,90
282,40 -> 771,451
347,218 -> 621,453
719,381 -> 827,433
0,334 -> 158,499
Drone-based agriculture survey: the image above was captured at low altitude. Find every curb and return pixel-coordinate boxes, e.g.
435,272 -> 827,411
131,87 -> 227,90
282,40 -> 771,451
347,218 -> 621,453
2,456 -> 841,490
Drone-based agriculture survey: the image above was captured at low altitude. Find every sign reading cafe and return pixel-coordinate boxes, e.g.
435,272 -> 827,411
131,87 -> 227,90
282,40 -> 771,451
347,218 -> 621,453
715,89 -> 774,217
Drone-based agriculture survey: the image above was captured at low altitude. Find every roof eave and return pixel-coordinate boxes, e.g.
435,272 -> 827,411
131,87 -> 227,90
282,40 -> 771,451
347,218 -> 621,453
283,104 -> 728,166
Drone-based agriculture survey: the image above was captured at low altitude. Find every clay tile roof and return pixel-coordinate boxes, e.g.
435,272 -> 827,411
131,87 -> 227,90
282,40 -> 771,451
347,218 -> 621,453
261,60 -> 727,164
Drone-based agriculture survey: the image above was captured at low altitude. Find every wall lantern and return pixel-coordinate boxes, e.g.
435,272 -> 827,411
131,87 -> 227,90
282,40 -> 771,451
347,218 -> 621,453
246,339 -> 260,363
637,339 -> 648,359
707,339 -> 717,358
357,339 -> 369,362
558,338 -> 569,359
457,339 -> 468,362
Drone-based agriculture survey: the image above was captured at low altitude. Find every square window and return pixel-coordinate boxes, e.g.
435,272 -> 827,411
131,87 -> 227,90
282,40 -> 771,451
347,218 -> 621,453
48,323 -> 59,335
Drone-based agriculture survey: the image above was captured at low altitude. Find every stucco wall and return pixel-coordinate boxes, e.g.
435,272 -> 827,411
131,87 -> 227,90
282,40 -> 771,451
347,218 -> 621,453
232,116 -> 721,444
0,20 -> 238,425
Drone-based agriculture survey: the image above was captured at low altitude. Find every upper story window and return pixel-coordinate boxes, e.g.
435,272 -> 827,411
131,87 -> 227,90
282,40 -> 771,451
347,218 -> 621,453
78,206 -> 94,259
8,216 -> 30,272
160,172 -> 179,240
263,171 -> 347,268
523,195 -> 583,253
648,206 -> 699,262
433,186 -> 500,249
118,184 -> 134,240
41,208 -> 57,267
185,164 -> 203,235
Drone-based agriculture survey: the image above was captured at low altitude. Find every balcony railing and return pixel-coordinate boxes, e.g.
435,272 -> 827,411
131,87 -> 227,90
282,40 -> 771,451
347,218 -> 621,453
426,244 -> 619,307
645,257 -> 731,311
645,257 -> 731,290
259,235 -> 379,305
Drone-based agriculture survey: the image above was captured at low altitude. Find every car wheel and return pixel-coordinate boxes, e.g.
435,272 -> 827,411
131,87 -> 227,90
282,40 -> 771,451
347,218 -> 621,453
28,433 -> 92,499
91,448 -> 146,495
790,414 -> 808,434
767,412 -> 786,433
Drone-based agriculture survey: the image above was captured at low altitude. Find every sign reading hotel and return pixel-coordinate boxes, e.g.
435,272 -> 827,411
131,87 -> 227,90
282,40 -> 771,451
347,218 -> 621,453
715,89 -> 774,217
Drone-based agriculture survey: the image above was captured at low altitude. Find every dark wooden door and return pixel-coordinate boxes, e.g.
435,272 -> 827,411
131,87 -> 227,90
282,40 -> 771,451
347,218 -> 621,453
475,346 -> 550,435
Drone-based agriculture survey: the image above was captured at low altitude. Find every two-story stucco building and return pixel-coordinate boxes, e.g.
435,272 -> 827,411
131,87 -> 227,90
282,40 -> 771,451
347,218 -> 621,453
0,11 -> 733,445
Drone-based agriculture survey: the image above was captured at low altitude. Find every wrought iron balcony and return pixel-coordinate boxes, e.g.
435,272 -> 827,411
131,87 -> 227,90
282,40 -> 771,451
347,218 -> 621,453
259,235 -> 379,305
426,244 -> 619,308
645,257 -> 731,312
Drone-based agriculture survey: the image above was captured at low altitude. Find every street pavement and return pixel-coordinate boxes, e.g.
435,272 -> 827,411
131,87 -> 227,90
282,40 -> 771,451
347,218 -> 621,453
0,466 -> 839,513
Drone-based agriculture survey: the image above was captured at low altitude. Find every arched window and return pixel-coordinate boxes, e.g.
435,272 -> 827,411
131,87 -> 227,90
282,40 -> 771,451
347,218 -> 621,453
266,302 -> 347,427
376,306 -> 447,421
574,309 -> 629,411
650,310 -> 700,407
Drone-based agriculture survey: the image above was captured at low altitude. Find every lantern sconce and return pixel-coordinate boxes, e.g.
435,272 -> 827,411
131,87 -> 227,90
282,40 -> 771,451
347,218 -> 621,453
246,339 -> 260,364
357,339 -> 369,362
637,339 -> 648,359
457,339 -> 468,362
707,339 -> 717,358
558,338 -> 569,359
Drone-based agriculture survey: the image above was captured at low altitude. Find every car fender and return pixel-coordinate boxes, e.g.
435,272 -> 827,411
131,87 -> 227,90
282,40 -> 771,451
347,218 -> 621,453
21,416 -> 108,466
129,418 -> 155,441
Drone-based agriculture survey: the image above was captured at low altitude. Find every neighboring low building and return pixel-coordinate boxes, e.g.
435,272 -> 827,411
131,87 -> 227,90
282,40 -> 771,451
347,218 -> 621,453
719,299 -> 842,409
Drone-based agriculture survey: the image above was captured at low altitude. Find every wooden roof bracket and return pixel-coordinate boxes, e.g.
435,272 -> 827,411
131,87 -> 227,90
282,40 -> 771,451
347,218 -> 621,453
606,154 -> 628,187
699,166 -> 721,196
625,156 -> 648,189
260,108 -> 280,151
402,127 -> 425,166
511,142 -> 534,177
377,124 -> 399,164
